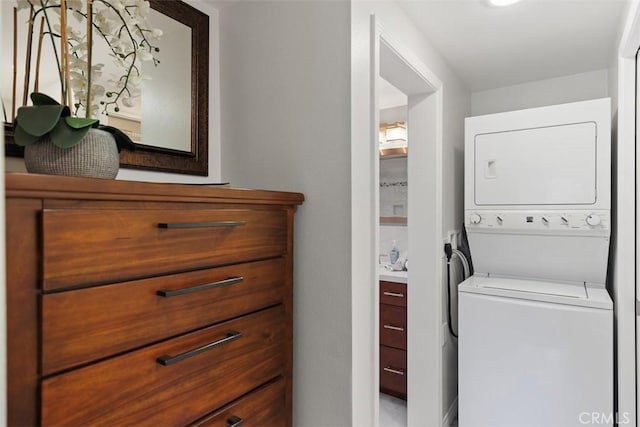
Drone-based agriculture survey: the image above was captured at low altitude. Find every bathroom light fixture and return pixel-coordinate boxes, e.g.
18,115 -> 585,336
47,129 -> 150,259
385,122 -> 407,143
379,121 -> 407,144
488,0 -> 522,6
379,121 -> 408,157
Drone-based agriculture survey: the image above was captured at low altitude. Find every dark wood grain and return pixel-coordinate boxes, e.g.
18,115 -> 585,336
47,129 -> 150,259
191,378 -> 286,427
5,174 -> 301,426
380,346 -> 407,400
42,306 -> 286,426
380,304 -> 407,350
42,258 -> 286,375
380,281 -> 407,307
6,173 -> 305,205
42,208 -> 287,290
284,207 -> 295,426
380,281 -> 407,400
5,198 -> 41,426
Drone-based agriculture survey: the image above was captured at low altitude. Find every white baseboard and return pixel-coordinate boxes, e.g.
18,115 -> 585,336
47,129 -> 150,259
442,396 -> 458,427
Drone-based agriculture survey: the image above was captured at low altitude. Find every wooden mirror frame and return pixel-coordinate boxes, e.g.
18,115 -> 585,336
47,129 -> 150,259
4,0 -> 209,176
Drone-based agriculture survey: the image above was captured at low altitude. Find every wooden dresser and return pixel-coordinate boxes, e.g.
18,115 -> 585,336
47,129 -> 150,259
379,280 -> 407,400
5,173 -> 304,426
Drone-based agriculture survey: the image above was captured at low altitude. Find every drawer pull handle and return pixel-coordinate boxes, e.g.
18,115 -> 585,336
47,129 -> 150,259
227,416 -> 244,427
383,366 -> 405,376
158,220 -> 247,229
156,330 -> 243,366
157,276 -> 244,297
383,324 -> 405,332
383,291 -> 404,298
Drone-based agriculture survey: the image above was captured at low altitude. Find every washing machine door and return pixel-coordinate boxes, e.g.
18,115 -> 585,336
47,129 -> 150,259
458,280 -> 613,427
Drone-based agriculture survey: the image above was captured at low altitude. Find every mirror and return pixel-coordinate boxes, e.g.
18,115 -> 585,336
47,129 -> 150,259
3,0 -> 209,176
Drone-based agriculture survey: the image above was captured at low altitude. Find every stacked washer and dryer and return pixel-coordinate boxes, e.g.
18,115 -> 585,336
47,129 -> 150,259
458,98 -> 613,427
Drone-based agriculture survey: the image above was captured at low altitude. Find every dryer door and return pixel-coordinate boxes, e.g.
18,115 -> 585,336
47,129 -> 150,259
474,122 -> 597,206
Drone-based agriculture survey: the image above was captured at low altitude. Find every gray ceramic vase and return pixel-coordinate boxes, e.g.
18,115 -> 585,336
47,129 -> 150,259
24,128 -> 119,179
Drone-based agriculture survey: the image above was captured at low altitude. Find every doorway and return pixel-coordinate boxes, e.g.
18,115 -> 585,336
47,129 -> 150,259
372,21 -> 445,427
378,77 -> 408,426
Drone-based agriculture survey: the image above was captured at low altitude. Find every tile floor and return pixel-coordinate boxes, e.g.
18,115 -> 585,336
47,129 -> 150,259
380,393 -> 406,427
379,393 -> 458,427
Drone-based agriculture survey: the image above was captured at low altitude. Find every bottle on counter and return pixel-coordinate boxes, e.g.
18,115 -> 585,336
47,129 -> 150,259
389,240 -> 400,265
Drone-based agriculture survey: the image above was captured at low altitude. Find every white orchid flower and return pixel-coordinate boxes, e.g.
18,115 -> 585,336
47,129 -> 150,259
138,49 -> 153,61
16,0 -> 36,11
16,0 -> 161,116
66,0 -> 83,12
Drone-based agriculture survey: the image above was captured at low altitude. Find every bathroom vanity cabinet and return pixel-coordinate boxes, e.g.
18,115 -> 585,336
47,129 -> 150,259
380,279 -> 407,399
5,173 -> 303,426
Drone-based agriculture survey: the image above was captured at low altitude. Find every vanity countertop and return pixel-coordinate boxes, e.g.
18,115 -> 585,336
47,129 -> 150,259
379,266 -> 408,284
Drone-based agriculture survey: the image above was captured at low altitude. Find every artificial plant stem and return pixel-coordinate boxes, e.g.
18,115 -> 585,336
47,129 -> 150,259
34,17 -> 45,92
22,5 -> 35,107
94,0 -> 140,112
39,0 -> 64,101
60,0 -> 71,107
86,0 -> 94,118
59,0 -> 67,104
11,7 -> 17,120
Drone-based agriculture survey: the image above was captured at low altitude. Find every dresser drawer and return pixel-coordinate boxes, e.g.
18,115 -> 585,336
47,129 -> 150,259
380,281 -> 407,307
192,378 -> 286,427
42,258 -> 285,375
380,303 -> 407,350
42,306 -> 285,426
380,346 -> 407,399
42,208 -> 287,290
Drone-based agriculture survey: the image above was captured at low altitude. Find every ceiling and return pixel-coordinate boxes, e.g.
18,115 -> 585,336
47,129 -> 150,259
397,0 -> 629,92
379,77 -> 408,109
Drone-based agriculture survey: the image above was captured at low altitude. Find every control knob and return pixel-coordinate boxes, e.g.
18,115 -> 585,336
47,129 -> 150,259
586,214 -> 601,227
469,213 -> 482,225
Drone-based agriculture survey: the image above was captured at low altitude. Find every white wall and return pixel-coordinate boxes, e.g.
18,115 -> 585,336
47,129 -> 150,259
471,69 -> 610,116
218,2 -> 351,426
380,156 -> 408,264
380,157 -> 407,219
439,56 -> 468,425
141,11 -> 191,153
380,105 -> 407,123
352,2 -> 470,425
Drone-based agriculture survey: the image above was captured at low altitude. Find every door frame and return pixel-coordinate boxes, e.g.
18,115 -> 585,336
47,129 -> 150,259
615,1 -> 639,424
371,16 -> 445,427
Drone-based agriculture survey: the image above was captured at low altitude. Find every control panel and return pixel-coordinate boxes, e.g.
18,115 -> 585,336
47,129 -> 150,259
465,210 -> 610,233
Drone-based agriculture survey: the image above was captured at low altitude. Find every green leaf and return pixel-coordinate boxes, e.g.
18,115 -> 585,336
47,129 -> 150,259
13,120 -> 42,146
65,117 -> 99,129
30,92 -> 61,106
50,119 -> 92,148
98,124 -> 137,152
16,105 -> 70,137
